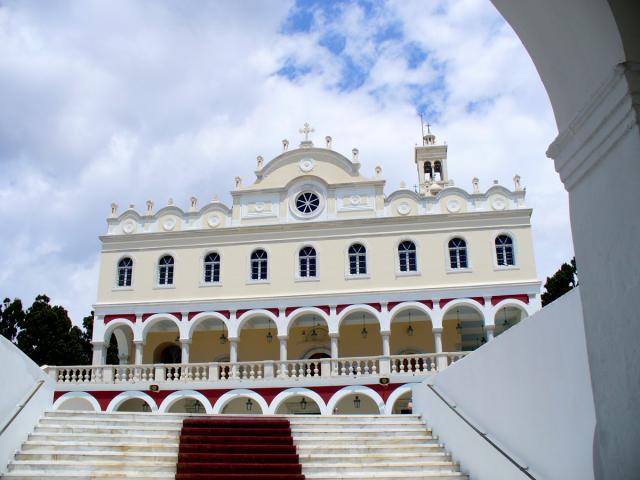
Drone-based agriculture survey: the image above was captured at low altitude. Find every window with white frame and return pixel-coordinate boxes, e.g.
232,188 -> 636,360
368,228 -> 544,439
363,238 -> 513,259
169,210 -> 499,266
250,249 -> 268,280
158,255 -> 174,285
348,243 -> 367,275
117,257 -> 133,287
203,252 -> 221,283
398,241 -> 417,272
299,246 -> 317,278
448,238 -> 468,269
495,235 -> 515,266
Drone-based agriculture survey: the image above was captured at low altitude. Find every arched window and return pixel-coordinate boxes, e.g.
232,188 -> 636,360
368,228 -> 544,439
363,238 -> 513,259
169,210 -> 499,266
424,162 -> 433,180
299,246 -> 317,278
434,161 -> 442,181
117,257 -> 133,287
204,252 -> 220,283
250,249 -> 268,280
495,235 -> 515,266
158,255 -> 174,285
348,243 -> 367,275
448,238 -> 468,269
398,241 -> 417,272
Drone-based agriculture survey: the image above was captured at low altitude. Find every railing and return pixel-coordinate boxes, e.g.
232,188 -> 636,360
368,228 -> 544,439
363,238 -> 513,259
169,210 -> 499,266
0,380 -> 46,436
44,352 -> 471,386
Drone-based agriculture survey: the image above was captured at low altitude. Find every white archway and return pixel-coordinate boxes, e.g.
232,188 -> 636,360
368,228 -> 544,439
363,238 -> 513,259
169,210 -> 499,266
140,313 -> 183,342
106,391 -> 158,413
384,385 -> 413,415
187,312 -> 231,340
268,387 -> 328,415
212,389 -> 269,415
158,390 -> 213,414
53,392 -> 101,412
326,385 -> 385,415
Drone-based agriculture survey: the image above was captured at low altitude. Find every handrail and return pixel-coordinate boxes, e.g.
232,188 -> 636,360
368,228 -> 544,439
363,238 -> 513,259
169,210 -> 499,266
0,380 -> 46,437
426,383 -> 536,480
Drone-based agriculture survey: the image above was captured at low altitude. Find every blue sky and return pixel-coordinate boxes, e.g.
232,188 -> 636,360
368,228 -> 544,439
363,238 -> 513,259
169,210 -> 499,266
0,0 -> 571,323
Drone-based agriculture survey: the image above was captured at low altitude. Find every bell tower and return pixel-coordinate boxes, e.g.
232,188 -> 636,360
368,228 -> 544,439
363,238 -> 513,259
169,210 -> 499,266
415,125 -> 449,195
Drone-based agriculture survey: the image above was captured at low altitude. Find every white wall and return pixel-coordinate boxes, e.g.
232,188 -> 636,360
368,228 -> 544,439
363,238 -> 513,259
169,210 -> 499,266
0,336 -> 54,474
413,288 -> 595,480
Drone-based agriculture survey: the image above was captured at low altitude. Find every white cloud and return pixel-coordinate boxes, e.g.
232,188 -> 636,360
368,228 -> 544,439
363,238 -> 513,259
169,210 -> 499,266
0,0 -> 572,323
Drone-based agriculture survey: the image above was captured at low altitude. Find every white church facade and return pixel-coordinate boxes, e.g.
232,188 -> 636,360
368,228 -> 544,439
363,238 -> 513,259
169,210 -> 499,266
49,124 -> 540,415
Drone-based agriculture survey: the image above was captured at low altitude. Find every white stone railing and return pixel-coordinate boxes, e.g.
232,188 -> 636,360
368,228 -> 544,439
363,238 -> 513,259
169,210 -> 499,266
45,352 -> 471,386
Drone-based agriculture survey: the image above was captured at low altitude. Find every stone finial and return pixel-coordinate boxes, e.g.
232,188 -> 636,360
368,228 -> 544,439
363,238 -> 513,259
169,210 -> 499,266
235,176 -> 242,189
167,198 -> 174,206
212,195 -> 220,203
190,196 -> 198,211
282,139 -> 289,151
146,200 -> 154,215
352,148 -> 359,163
128,204 -> 135,210
493,179 -> 499,185
375,165 -> 382,177
110,203 -> 118,217
256,155 -> 264,169
513,174 -> 522,191
325,136 -> 332,149
472,177 -> 480,194
400,180 -> 407,189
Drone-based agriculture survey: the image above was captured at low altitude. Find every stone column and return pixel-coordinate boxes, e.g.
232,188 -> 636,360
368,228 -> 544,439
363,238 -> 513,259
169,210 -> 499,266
278,336 -> 288,377
381,331 -> 391,356
484,325 -> 495,341
330,333 -> 339,359
118,353 -> 129,365
433,328 -> 447,371
92,341 -> 105,365
180,340 -> 190,364
229,338 -> 239,363
134,341 -> 144,364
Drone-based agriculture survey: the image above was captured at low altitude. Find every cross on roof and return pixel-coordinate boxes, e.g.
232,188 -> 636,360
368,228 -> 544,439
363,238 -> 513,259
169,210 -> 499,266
299,122 -> 314,141
426,122 -> 432,134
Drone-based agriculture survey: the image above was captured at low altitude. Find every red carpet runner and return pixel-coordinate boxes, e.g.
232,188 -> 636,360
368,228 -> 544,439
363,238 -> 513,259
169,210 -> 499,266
176,417 -> 305,480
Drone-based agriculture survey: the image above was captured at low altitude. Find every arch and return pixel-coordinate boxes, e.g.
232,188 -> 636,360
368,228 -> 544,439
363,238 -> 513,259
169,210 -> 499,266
203,251 -> 221,283
158,390 -> 213,414
384,384 -> 413,415
389,301 -> 433,322
157,254 -> 175,286
441,298 -> 486,320
326,385 -> 385,415
103,318 -> 136,345
212,389 -> 269,415
116,256 -> 134,287
301,346 -> 331,359
336,304 -> 381,330
495,234 -> 516,266
250,248 -> 268,281
188,312 -> 231,340
268,388 -> 328,415
447,236 -> 469,270
347,242 -> 367,276
53,392 -> 101,412
298,245 -> 318,278
106,391 -> 158,413
442,300 -> 487,352
140,313 -> 183,342
236,309 -> 279,338
287,307 -> 331,334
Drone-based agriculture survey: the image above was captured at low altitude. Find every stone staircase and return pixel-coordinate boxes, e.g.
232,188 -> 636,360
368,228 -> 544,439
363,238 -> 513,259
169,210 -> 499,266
2,411 -> 467,479
290,415 -> 468,479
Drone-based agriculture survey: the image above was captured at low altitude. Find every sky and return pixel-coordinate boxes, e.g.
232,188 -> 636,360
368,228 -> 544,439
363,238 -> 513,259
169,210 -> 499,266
0,0 -> 573,324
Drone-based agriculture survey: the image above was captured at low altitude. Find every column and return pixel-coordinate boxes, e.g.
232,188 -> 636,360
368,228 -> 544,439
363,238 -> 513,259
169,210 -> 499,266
433,328 -> 447,371
381,331 -> 391,356
330,333 -> 339,359
117,353 -> 129,365
180,340 -> 191,364
278,336 -> 288,377
134,341 -> 144,364
484,325 -> 495,341
229,338 -> 239,363
92,341 -> 105,365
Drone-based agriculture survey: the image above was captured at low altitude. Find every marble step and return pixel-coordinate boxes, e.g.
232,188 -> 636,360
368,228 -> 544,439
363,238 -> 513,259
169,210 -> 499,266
28,432 -> 179,444
2,473 -> 176,479
33,424 -> 182,435
39,416 -> 184,427
292,429 -> 431,438
7,460 -> 176,474
304,474 -> 468,480
302,460 -> 461,475
21,441 -> 179,453
15,451 -> 177,464
297,444 -> 446,455
294,435 -> 440,445
298,452 -> 452,464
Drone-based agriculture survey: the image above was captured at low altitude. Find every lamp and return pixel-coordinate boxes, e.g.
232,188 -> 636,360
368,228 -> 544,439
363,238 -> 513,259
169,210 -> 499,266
406,312 -> 414,337
502,308 -> 510,328
266,320 -> 273,343
299,397 -> 308,410
219,332 -> 228,344
353,395 -> 361,408
361,314 -> 368,339
455,308 -> 461,332
245,398 -> 253,411
310,317 -> 318,338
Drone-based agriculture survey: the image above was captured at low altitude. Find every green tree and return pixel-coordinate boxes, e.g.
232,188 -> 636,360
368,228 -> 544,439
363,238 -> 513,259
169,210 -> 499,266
1,297 -> 24,342
541,257 -> 578,307
81,311 -> 119,364
16,294 -> 90,366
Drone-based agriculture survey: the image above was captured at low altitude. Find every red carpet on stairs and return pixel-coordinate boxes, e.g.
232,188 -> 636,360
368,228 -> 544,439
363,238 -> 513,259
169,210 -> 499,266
175,417 -> 305,480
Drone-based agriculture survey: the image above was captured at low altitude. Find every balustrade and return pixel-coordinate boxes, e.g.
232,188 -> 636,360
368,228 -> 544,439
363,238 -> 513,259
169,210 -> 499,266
44,352 -> 469,386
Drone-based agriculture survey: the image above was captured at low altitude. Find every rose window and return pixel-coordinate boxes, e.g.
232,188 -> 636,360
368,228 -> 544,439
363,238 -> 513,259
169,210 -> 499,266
295,192 -> 320,214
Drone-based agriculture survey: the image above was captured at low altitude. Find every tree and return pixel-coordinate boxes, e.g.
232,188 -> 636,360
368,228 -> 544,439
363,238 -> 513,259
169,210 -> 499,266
541,257 -> 578,306
15,294 -> 91,366
1,297 -> 24,342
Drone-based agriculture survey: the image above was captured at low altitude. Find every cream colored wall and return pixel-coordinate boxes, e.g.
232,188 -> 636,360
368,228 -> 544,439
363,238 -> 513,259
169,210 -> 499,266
97,223 -> 537,305
334,394 -> 379,415
222,396 -> 262,414
191,331 -> 230,362
237,328 -> 279,361
338,324 -> 383,357
390,321 -> 435,354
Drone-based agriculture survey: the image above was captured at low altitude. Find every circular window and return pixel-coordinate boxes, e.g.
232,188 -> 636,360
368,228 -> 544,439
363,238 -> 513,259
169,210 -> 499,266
296,192 -> 320,214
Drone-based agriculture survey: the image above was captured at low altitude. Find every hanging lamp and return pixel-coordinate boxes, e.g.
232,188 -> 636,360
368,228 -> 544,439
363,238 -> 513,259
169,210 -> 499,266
361,314 -> 368,339
406,311 -> 414,336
